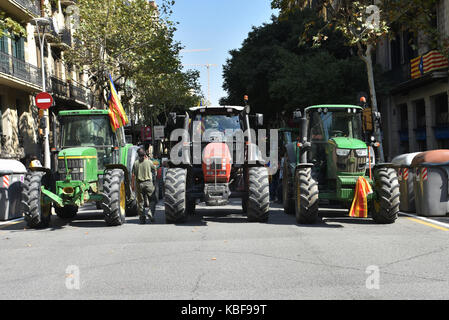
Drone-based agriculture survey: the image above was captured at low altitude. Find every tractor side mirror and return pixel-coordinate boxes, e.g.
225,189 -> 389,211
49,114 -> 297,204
256,113 -> 263,127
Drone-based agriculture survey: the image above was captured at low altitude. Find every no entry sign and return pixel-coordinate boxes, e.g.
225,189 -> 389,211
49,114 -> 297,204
35,92 -> 53,110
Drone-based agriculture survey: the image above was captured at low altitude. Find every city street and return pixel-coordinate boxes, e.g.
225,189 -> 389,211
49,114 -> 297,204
0,200 -> 448,300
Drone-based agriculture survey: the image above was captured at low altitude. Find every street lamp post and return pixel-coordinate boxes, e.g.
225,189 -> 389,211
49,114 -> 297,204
31,17 -> 51,169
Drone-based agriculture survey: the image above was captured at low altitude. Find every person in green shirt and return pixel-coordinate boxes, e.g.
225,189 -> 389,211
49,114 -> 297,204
132,148 -> 157,224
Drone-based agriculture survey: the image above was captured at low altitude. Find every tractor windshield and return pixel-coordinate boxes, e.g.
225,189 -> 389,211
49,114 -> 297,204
192,114 -> 242,134
309,109 -> 364,142
61,115 -> 114,148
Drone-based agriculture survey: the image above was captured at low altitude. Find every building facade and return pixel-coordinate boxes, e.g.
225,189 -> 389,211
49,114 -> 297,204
0,0 -> 93,165
377,0 -> 449,160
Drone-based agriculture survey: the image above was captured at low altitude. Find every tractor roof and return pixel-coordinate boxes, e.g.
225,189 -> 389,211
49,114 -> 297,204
189,106 -> 245,112
305,104 -> 363,112
58,109 -> 109,116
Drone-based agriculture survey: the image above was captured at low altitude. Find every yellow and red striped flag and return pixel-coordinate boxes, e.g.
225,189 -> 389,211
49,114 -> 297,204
108,75 -> 129,132
349,176 -> 373,218
411,50 -> 449,79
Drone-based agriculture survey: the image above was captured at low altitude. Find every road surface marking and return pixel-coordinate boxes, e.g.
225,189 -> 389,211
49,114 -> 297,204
401,213 -> 449,232
0,217 -> 24,228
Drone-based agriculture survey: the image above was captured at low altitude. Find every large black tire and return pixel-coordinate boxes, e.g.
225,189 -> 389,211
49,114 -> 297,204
159,176 -> 164,199
247,167 -> 270,222
55,205 -> 78,219
294,167 -> 319,224
371,167 -> 400,224
125,197 -> 138,217
21,171 -> 51,228
102,169 -> 127,226
282,160 -> 295,215
164,168 -> 187,223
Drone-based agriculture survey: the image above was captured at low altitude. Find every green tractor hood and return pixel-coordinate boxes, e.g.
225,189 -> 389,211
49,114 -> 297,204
330,137 -> 367,149
58,147 -> 98,183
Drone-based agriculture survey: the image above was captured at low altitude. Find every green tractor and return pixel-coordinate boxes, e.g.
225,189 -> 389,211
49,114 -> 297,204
283,105 -> 399,224
21,109 -> 139,228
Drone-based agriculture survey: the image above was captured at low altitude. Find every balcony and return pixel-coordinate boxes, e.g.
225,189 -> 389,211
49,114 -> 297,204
13,0 -> 40,16
69,80 -> 94,106
0,0 -> 41,20
50,75 -> 69,97
0,51 -> 42,90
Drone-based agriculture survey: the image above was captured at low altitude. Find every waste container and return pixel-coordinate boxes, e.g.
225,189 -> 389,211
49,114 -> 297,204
391,152 -> 421,212
411,150 -> 449,217
0,159 -> 27,221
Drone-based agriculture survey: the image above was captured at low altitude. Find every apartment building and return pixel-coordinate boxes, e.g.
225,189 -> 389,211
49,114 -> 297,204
377,0 -> 449,160
0,0 -> 93,164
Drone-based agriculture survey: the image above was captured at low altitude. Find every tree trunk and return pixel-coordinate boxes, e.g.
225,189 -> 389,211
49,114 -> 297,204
358,43 -> 385,163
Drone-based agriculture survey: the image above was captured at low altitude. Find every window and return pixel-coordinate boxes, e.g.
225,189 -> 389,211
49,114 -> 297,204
12,37 -> 25,61
0,31 -> 8,54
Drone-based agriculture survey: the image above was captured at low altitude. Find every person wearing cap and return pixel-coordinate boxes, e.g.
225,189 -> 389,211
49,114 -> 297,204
132,148 -> 157,224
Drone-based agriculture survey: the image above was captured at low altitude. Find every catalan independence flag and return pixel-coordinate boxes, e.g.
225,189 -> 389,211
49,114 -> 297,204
349,176 -> 373,218
108,75 -> 129,132
411,50 -> 449,79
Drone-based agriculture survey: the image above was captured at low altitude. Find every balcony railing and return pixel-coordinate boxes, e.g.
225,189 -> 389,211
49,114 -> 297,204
50,76 -> 69,97
0,51 -> 42,87
69,80 -> 94,106
11,0 -> 41,16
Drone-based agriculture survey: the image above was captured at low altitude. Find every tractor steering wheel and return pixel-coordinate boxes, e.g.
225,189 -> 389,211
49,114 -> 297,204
332,130 -> 345,137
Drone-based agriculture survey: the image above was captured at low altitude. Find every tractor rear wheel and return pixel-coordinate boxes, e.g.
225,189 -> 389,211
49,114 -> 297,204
294,167 -> 319,224
55,205 -> 78,219
282,160 -> 295,215
21,171 -> 51,228
102,169 -> 127,226
164,168 -> 187,223
371,168 -> 400,224
247,167 -> 270,222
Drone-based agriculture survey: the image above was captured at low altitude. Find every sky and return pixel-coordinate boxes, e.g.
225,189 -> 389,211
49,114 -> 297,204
168,0 -> 279,106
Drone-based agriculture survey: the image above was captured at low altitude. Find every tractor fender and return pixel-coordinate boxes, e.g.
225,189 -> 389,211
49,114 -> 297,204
29,166 -> 52,175
373,163 -> 396,169
295,163 -> 315,171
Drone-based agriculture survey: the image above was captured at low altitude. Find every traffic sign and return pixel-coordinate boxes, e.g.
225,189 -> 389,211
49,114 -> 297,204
35,92 -> 53,110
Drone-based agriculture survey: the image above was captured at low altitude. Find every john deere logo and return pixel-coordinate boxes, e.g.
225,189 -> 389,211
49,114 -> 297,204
349,157 -> 356,164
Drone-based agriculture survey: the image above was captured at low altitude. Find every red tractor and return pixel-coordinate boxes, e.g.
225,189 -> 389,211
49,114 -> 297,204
164,105 -> 270,223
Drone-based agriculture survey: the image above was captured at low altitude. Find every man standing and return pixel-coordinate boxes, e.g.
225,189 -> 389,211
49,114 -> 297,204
132,148 -> 157,224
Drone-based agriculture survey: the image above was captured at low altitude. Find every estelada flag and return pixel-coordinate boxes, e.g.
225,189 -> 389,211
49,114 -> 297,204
349,176 -> 373,218
108,74 -> 129,131
411,50 -> 449,79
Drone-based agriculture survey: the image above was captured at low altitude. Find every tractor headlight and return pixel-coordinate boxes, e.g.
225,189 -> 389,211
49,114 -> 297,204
336,149 -> 350,157
355,149 -> 368,157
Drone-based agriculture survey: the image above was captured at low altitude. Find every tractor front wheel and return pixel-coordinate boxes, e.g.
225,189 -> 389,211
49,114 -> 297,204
21,171 -> 51,228
102,169 -> 127,226
294,167 -> 319,224
371,168 -> 400,224
247,167 -> 270,222
164,168 -> 187,223
55,205 -> 78,219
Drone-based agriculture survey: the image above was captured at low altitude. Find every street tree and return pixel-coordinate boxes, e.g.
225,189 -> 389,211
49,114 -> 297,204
65,0 -> 200,119
220,9 -> 387,119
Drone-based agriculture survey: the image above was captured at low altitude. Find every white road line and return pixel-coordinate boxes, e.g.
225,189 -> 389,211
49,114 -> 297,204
400,212 -> 449,229
0,217 -> 24,226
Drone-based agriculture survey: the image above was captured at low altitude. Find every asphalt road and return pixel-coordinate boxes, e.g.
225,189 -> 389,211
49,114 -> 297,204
0,200 -> 448,300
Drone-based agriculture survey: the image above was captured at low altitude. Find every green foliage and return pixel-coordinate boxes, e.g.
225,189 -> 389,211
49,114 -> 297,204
221,9 -> 382,117
65,0 -> 201,119
0,11 -> 26,38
